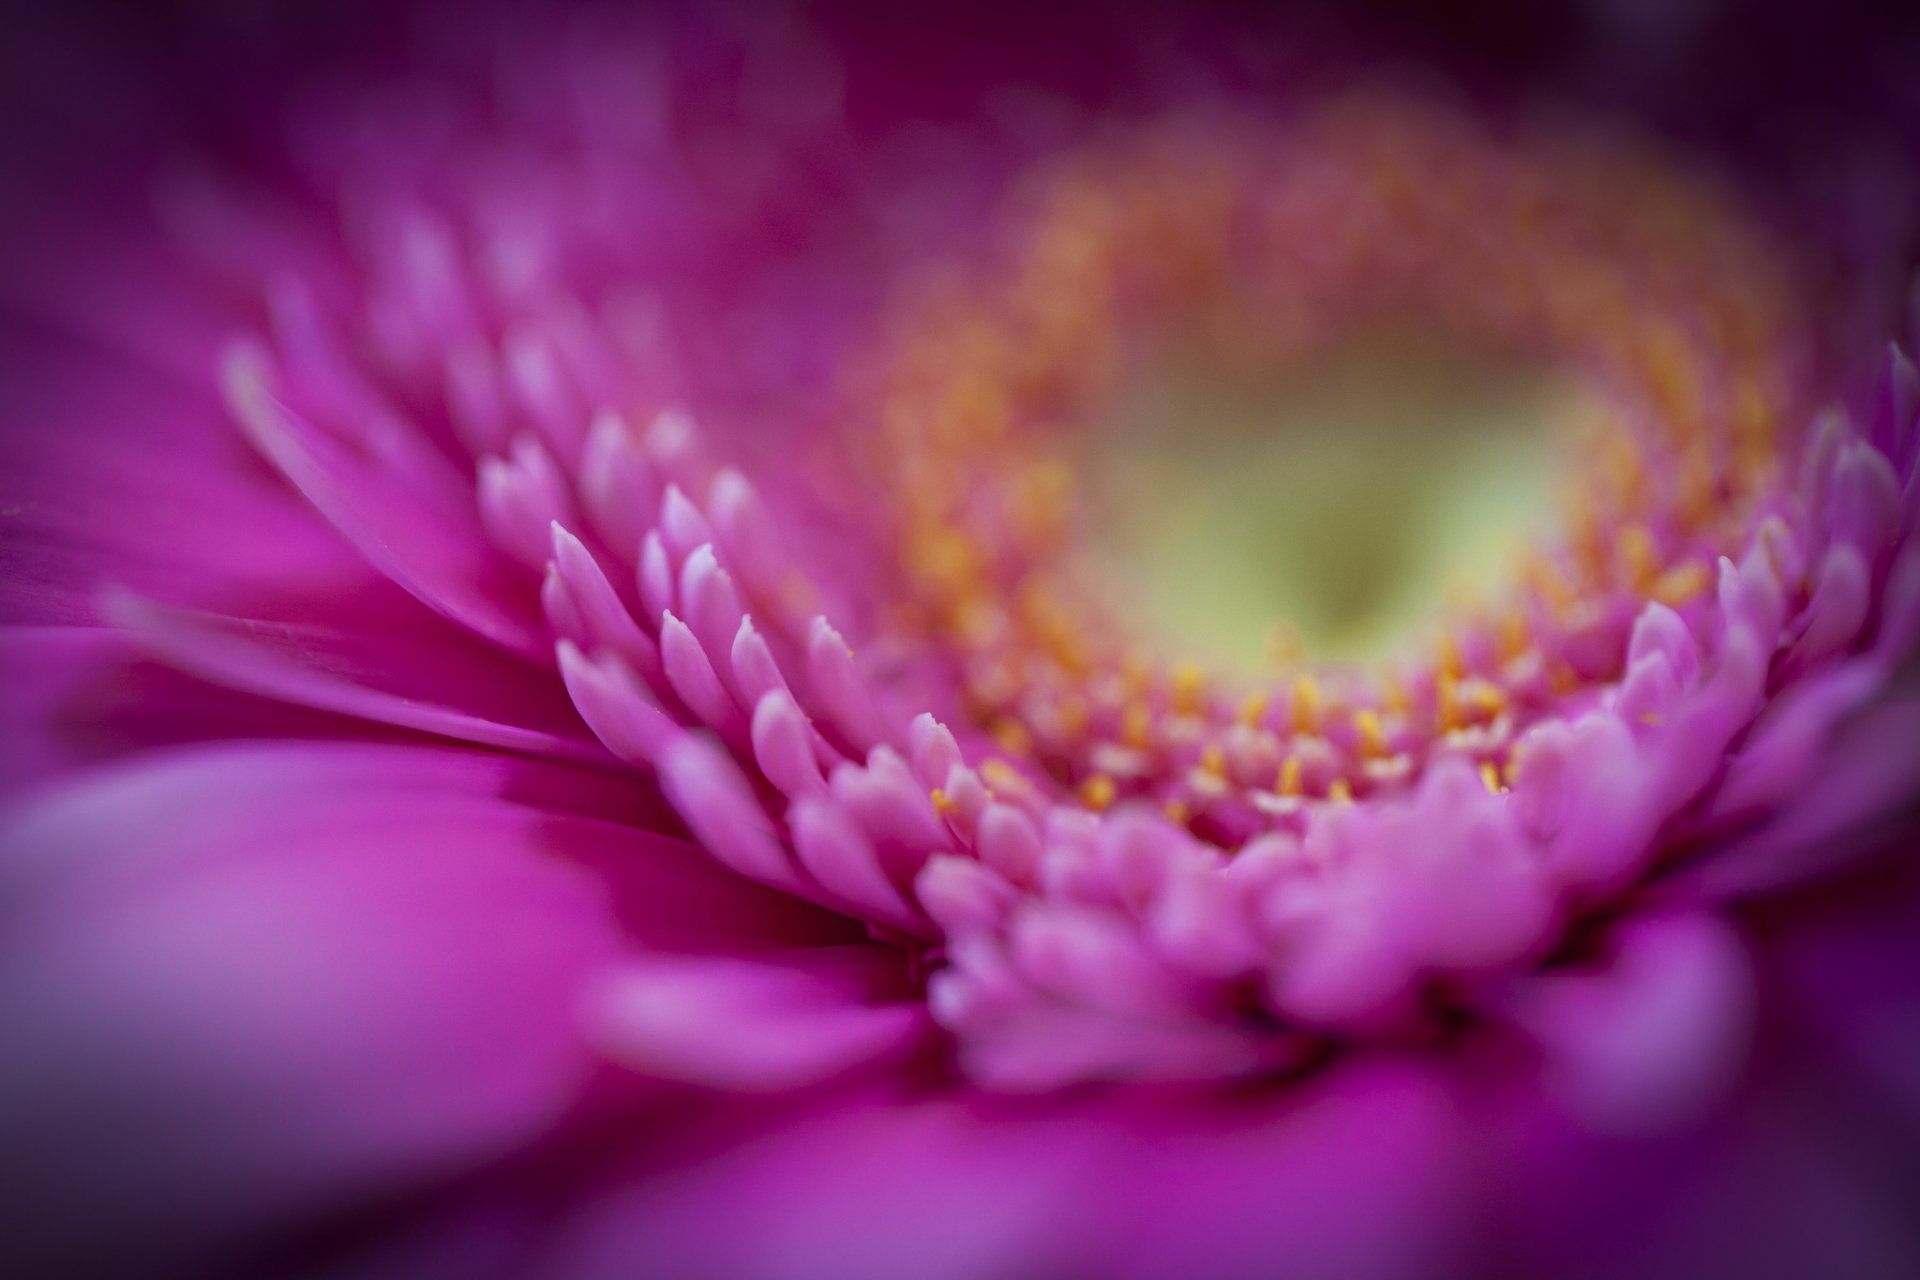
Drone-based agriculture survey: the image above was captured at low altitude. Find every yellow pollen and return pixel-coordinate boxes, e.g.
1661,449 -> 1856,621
990,717 -> 1034,756
1353,709 -> 1386,758
931,788 -> 956,815
907,527 -> 984,591
1619,522 -> 1662,591
1291,676 -> 1323,734
980,759 -> 1026,793
1326,778 -> 1354,804
1601,433 -> 1646,507
1236,692 -> 1270,726
1437,634 -> 1466,681
1199,744 -> 1228,777
1162,799 -> 1192,825
1120,701 -> 1154,749
1526,554 -> 1575,613
1479,761 -> 1505,794
1497,609 -> 1530,661
1436,673 -> 1461,731
1650,560 -> 1711,607
1381,675 -> 1411,714
1463,681 -> 1508,721
1080,774 -> 1118,811
1276,755 -> 1304,797
1171,662 -> 1208,715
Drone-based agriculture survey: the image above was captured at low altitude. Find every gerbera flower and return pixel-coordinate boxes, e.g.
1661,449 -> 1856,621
4,2 -> 1920,1277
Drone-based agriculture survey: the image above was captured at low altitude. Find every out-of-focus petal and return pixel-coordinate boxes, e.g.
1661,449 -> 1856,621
0,740 -> 835,1273
539,1058 -> 1468,1280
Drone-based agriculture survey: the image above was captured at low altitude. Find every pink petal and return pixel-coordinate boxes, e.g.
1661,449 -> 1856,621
1512,912 -> 1754,1134
0,743 -> 634,1268
223,344 -> 546,658
585,947 -> 928,1091
107,586 -> 607,763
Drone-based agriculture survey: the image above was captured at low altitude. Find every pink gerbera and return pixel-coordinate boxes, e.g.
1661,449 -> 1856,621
4,2 -> 1920,1277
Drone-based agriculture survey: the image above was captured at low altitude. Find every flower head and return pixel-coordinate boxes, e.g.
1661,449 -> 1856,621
5,2 -> 1920,1277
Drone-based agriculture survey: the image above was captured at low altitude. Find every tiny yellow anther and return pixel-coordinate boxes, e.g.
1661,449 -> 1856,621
990,717 -> 1033,756
1162,799 -> 1191,825
1479,761 -> 1505,794
1080,774 -> 1117,811
1121,701 -> 1154,749
1236,691 -> 1270,726
931,788 -> 956,815
1526,554 -> 1575,612
1464,681 -> 1508,721
980,759 -> 1025,793
1650,560 -> 1711,607
1436,673 -> 1461,732
1277,755 -> 1304,797
1497,609 -> 1530,662
1381,675 -> 1411,714
1326,778 -> 1354,805
1353,709 -> 1386,758
1291,676 -> 1323,734
1619,523 -> 1661,591
1171,661 -> 1208,715
1199,744 -> 1227,777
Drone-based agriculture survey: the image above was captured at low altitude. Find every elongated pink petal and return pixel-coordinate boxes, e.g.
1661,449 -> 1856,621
586,948 -> 928,1091
107,588 -> 606,763
224,345 -> 545,658
0,744 -> 632,1269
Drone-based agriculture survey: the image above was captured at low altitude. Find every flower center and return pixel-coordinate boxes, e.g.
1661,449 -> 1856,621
849,95 -> 1812,831
1074,337 -> 1582,668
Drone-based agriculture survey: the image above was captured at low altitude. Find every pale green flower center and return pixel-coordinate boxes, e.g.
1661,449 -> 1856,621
1077,338 -> 1593,668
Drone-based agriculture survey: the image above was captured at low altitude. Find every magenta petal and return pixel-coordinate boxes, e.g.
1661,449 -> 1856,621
585,947 -> 928,1091
1513,712 -> 1660,893
1076,1063 -> 1470,1280
543,1090 -> 1098,1280
0,624 -> 484,803
542,1060 -> 1466,1280
0,742 -> 635,1270
556,641 -> 679,766
1675,692 -> 1920,900
657,733 -> 808,894
1513,912 -> 1754,1134
1697,660 -> 1883,832
223,344 -> 547,658
578,411 -> 662,558
790,795 -> 929,935
0,350 -> 365,628
547,522 -> 660,677
750,689 -> 830,801
105,587 -> 607,763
